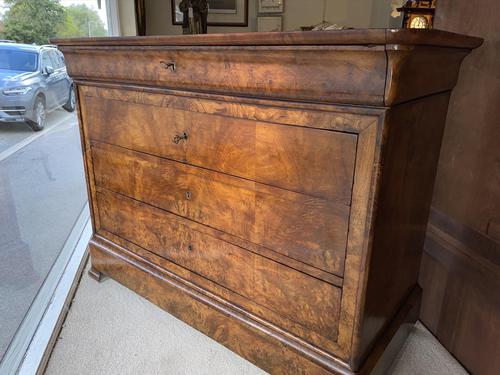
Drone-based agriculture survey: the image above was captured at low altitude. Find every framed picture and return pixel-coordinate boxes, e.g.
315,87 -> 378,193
257,16 -> 282,32
258,0 -> 283,13
172,0 -> 248,27
209,0 -> 237,13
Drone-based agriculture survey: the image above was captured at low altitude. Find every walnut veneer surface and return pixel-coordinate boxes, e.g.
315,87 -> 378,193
53,29 -> 482,374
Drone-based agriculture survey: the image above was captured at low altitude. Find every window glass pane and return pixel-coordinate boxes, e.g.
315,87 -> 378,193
40,52 -> 51,70
0,116 -> 87,362
56,51 -> 66,67
48,51 -> 62,68
0,0 -> 111,370
0,50 -> 38,72
59,0 -> 110,37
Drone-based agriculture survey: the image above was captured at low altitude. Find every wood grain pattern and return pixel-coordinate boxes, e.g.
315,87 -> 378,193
76,84 -> 102,232
384,45 -> 470,105
89,239 -> 348,375
97,189 -> 342,343
56,30 -> 482,106
79,84 -> 381,134
353,93 -> 451,368
337,119 -> 384,363
60,46 -> 387,105
51,28 -> 482,49
97,229 -> 345,356
91,142 -> 350,275
419,209 -> 500,375
83,90 -> 357,202
55,29 -> 481,374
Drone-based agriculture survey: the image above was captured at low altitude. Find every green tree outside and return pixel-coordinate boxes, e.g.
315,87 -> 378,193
1,0 -> 107,44
58,4 -> 107,38
2,0 -> 66,44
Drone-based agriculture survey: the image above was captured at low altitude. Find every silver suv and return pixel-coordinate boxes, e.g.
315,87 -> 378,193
0,43 -> 75,131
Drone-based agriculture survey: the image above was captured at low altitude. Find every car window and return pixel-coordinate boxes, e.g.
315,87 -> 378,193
0,50 -> 38,72
56,51 -> 66,68
49,50 -> 63,69
40,51 -> 52,71
57,51 -> 65,65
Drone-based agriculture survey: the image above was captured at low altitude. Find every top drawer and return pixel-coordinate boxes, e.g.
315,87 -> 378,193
64,46 -> 387,105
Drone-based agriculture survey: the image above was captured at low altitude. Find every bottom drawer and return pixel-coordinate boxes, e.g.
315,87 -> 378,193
96,189 -> 342,343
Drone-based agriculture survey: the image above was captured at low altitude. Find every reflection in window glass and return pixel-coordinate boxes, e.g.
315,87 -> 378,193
0,50 -> 38,72
0,117 -> 87,361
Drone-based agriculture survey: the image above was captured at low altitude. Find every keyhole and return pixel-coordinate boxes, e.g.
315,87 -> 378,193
185,191 -> 192,200
187,244 -> 193,252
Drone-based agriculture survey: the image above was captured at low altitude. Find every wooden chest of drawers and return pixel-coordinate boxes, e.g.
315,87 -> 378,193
54,29 -> 481,374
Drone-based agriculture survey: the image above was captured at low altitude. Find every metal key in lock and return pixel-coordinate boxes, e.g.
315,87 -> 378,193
173,132 -> 189,144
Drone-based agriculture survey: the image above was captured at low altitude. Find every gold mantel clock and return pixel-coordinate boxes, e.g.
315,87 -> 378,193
397,0 -> 436,29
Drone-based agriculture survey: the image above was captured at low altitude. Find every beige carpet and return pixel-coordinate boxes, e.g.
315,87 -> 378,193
45,262 -> 467,375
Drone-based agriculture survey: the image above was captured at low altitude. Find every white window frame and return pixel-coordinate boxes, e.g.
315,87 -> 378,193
0,205 -> 91,375
106,0 -> 122,36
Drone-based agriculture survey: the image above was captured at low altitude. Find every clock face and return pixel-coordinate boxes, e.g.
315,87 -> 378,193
410,15 -> 429,29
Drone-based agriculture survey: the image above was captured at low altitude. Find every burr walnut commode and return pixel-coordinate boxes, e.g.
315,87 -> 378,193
54,29 -> 481,374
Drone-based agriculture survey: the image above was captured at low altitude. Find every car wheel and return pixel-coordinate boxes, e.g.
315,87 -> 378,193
28,97 -> 46,132
63,86 -> 76,112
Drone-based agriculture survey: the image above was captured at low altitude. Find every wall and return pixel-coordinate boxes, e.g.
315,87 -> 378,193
282,0 -> 380,31
145,0 -> 401,36
420,209 -> 500,375
431,0 -> 500,240
119,0 -> 138,36
371,0 -> 402,28
418,0 -> 500,374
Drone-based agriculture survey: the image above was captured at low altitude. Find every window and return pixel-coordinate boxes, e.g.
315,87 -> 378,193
40,52 -> 52,71
56,51 -> 66,67
49,50 -> 63,69
0,50 -> 38,72
0,0 -> 114,372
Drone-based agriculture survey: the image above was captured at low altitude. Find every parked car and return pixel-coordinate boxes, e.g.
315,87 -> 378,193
0,43 -> 75,131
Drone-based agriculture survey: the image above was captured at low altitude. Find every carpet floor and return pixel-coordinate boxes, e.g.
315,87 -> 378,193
44,262 -> 467,375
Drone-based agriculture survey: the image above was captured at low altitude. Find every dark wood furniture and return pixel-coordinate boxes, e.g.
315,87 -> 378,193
420,209 -> 500,375
53,29 -> 481,375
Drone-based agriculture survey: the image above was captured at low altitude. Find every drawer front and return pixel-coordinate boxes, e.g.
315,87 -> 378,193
84,92 -> 357,203
92,143 -> 350,276
65,46 -> 387,105
96,189 -> 342,342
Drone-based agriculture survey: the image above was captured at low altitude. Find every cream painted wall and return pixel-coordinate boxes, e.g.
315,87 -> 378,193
145,0 -> 402,36
371,0 -> 403,28
119,0 -> 138,36
283,0 -> 378,31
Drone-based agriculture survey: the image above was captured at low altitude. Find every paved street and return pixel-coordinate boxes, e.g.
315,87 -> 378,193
0,110 -> 87,361
0,109 -> 75,155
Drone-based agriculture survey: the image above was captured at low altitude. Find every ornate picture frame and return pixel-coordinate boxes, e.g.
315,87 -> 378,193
171,0 -> 249,27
